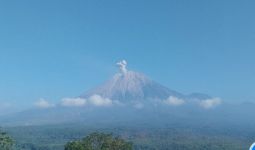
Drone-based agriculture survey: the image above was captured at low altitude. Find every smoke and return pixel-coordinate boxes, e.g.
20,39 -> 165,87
61,95 -> 113,107
163,96 -> 185,106
199,98 -> 222,109
116,60 -> 128,74
35,98 -> 55,108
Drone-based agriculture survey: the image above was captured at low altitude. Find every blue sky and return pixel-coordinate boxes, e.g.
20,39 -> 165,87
0,0 -> 255,109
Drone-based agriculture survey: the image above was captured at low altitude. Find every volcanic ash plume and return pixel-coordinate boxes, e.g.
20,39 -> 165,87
116,60 -> 128,74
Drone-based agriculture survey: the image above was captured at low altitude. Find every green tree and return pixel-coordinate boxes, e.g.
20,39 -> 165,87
65,132 -> 132,150
65,141 -> 85,150
0,130 -> 14,150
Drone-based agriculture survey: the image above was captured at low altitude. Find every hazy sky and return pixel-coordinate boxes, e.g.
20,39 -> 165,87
0,0 -> 254,108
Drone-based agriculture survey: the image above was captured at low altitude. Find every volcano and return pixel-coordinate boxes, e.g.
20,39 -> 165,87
81,60 -> 209,102
81,61 -> 183,101
0,60 -> 224,126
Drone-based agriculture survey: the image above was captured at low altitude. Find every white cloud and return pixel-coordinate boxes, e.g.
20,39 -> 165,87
88,95 -> 112,107
163,96 -> 185,106
35,98 -> 55,108
61,95 -> 113,107
199,98 -> 222,109
112,100 -> 124,106
0,102 -> 17,115
133,102 -> 144,109
0,102 -> 12,109
61,97 -> 86,107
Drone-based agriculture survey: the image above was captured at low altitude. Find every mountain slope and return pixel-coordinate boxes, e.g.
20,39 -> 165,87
81,71 -> 184,101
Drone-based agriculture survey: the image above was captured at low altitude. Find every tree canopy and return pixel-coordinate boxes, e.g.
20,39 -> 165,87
65,132 -> 132,150
0,129 -> 14,150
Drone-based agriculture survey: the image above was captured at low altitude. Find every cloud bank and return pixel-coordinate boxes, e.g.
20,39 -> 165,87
88,95 -> 112,106
163,96 -> 185,106
61,97 -> 86,107
199,98 -> 222,109
133,102 -> 144,109
0,102 -> 12,109
35,95 -> 222,110
61,95 -> 113,107
35,98 -> 55,108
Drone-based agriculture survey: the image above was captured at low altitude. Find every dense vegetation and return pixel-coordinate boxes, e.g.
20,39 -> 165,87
3,124 -> 254,150
64,132 -> 132,150
0,129 -> 14,150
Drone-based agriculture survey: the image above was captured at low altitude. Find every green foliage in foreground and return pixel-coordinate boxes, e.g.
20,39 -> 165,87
0,130 -> 14,150
64,132 -> 133,150
5,125 -> 255,150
